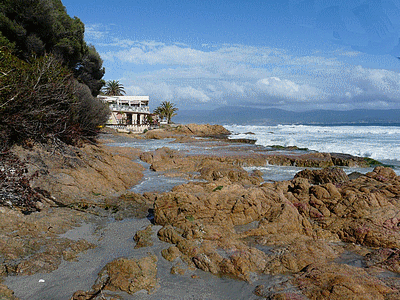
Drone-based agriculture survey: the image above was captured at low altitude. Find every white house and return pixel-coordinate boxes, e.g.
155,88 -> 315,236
98,95 -> 151,132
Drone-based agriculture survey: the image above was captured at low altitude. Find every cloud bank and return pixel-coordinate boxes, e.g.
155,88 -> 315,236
91,32 -> 400,111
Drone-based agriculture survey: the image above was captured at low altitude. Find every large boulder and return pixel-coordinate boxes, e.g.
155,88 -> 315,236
174,124 -> 230,137
12,143 -> 144,205
94,256 -> 158,295
294,167 -> 349,185
293,263 -> 395,299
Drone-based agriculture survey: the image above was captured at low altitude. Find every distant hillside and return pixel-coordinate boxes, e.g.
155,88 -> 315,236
174,107 -> 400,125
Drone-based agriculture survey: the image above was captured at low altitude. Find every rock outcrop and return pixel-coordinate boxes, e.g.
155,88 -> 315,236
153,166 -> 400,298
94,255 -> 158,294
72,255 -> 159,299
173,123 -> 231,137
12,142 -> 144,205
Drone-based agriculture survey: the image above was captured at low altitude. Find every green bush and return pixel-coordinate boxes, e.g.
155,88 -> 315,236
0,0 -> 105,96
72,81 -> 110,139
0,48 -> 109,150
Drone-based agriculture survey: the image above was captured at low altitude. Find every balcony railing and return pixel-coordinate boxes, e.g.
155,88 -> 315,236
109,104 -> 150,113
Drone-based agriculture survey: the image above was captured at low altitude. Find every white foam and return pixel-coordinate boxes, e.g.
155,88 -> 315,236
226,124 -> 400,162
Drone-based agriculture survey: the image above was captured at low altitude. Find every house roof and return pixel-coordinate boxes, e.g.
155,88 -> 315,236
98,95 -> 149,104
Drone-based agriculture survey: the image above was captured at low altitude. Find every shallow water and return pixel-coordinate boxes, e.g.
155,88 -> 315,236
130,160 -> 190,193
5,217 -> 269,300
106,135 -> 399,184
244,164 -> 380,182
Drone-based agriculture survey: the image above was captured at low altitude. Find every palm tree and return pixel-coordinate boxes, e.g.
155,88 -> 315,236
103,80 -> 126,96
154,101 -> 178,124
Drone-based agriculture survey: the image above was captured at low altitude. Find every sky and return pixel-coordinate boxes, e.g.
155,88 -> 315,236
62,0 -> 400,112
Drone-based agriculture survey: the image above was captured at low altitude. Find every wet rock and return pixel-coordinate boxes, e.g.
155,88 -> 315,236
330,152 -> 371,167
62,239 -> 96,261
16,253 -> 62,275
263,238 -> 342,275
95,255 -> 159,295
158,225 -> 269,281
133,225 -> 153,248
365,248 -> 400,274
366,166 -> 399,182
294,263 -> 395,300
170,263 -> 186,275
0,206 -> 92,278
12,143 -> 144,205
0,265 -> 6,277
104,192 -> 154,220
144,129 -> 175,139
161,246 -> 181,262
294,167 -> 349,185
154,180 -> 284,228
199,160 -> 263,185
0,283 -> 18,300
267,153 -> 334,168
173,124 -> 231,137
254,279 -> 307,300
348,171 -> 363,180
14,237 -> 94,275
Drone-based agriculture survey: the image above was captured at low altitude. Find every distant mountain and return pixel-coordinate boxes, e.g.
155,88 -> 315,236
174,107 -> 400,125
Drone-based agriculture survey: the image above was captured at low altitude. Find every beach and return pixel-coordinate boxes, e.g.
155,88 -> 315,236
1,124 -> 400,299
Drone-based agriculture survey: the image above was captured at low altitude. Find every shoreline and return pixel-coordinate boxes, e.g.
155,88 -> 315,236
1,124 -> 400,299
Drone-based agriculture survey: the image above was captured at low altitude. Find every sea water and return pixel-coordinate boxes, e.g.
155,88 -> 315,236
226,124 -> 400,166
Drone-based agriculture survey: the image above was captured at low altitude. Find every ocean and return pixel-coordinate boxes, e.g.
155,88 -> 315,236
225,124 -> 400,176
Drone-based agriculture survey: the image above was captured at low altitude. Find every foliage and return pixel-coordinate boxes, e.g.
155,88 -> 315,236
0,0 -> 104,95
213,186 -> 224,192
154,101 -> 178,124
72,81 -> 110,138
0,49 -> 109,151
102,80 -> 126,96
74,45 -> 105,96
145,114 -> 154,125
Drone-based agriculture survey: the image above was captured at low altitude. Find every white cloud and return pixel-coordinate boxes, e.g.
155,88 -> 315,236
353,66 -> 400,95
175,86 -> 211,103
256,77 -> 323,102
85,24 -> 107,40
94,36 -> 400,110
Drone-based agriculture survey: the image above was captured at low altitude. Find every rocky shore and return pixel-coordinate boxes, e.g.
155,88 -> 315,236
1,124 -> 400,299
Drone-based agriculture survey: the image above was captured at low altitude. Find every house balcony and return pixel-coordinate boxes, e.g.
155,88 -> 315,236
109,104 -> 150,113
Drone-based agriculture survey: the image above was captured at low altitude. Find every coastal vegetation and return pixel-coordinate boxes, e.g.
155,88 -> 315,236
102,80 -> 126,96
154,101 -> 178,124
0,0 -> 109,151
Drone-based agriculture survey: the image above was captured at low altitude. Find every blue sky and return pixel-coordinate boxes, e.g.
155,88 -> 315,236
63,0 -> 400,111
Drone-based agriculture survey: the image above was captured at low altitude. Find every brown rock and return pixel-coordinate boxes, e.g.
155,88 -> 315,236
133,225 -> 153,248
365,248 -> 400,274
16,253 -> 62,275
174,124 -> 230,137
294,263 -> 395,300
62,239 -> 96,261
95,256 -> 159,294
263,238 -> 342,275
161,246 -> 181,261
294,167 -> 349,185
13,143 -> 144,205
0,283 -> 18,300
170,263 -> 186,275
199,160 -> 263,185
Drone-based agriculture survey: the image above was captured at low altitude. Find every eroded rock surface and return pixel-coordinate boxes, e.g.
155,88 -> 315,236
13,142 -> 144,205
2,127 -> 399,299
153,166 -> 400,298
95,255 -> 159,294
